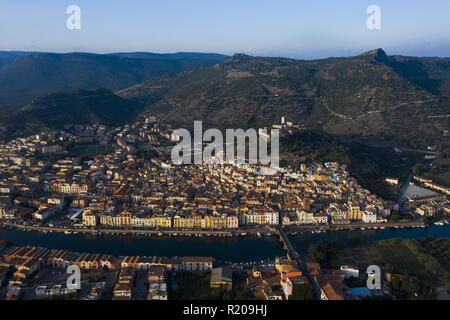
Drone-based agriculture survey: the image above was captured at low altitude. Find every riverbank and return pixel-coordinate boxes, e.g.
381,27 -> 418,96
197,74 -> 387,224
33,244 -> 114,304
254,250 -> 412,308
330,237 -> 450,294
284,220 -> 425,233
0,220 -> 426,237
0,221 -> 258,236
288,223 -> 450,254
0,227 -> 284,262
1,221 -> 448,262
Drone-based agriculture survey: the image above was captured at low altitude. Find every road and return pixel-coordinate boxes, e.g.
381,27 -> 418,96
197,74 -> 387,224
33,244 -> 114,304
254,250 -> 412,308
133,270 -> 148,300
283,220 -> 424,234
397,173 -> 412,209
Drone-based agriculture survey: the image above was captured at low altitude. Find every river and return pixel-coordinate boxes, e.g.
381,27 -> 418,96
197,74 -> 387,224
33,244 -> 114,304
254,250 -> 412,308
0,224 -> 449,262
0,228 -> 283,262
289,224 -> 450,253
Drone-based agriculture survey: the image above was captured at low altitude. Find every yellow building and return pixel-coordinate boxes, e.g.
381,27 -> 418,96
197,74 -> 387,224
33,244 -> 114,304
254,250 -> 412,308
240,211 -> 265,225
99,214 -> 122,227
120,211 -> 132,226
173,216 -> 195,229
153,215 -> 172,228
349,204 -> 362,221
210,216 -> 227,229
204,215 -> 212,229
193,215 -> 203,228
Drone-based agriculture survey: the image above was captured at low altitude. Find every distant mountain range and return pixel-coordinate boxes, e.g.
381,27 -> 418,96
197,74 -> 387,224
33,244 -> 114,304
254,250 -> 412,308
0,49 -> 448,148
0,51 -> 228,109
118,49 -> 449,147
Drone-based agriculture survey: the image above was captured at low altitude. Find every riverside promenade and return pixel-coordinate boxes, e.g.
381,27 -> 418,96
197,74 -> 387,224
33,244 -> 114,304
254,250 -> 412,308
0,220 -> 425,237
0,221 -> 233,235
284,220 -> 425,234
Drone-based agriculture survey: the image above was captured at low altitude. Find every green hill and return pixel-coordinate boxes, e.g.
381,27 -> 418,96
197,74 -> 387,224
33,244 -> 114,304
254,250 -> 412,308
0,88 -> 143,140
118,49 -> 449,148
0,51 -> 227,109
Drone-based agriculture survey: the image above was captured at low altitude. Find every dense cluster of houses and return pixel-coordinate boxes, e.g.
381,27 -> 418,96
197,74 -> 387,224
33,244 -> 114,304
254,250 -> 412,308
0,117 -> 396,231
0,242 -> 388,300
408,176 -> 450,216
0,244 -> 213,300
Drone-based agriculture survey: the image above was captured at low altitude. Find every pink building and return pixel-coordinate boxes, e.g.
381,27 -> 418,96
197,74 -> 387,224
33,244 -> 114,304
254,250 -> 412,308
227,216 -> 239,229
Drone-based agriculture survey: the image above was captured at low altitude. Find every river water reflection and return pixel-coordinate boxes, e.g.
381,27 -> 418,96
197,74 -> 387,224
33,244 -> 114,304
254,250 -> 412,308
0,224 -> 449,262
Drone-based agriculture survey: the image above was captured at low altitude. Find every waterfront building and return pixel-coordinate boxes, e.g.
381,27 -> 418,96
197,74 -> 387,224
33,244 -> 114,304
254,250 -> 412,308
181,256 -> 213,272
362,211 -> 377,223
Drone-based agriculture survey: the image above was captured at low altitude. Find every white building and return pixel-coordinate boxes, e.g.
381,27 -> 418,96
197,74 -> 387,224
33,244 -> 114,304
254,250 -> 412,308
47,196 -> 65,209
312,212 -> 328,224
33,209 -> 53,221
362,211 -> 377,223
340,265 -> 359,279
297,210 -> 314,224
385,177 -> 399,185
265,211 -> 279,225
132,216 -> 146,228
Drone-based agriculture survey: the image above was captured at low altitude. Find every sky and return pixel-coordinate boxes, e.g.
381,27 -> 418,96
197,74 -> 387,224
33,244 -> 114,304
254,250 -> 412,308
0,0 -> 449,59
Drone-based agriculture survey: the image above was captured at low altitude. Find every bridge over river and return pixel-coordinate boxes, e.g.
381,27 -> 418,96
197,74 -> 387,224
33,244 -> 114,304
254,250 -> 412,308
270,226 -> 304,270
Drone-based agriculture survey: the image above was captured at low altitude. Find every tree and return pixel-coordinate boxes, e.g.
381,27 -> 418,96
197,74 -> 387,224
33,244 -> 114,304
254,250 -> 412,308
288,284 -> 312,300
411,163 -> 422,175
308,240 -> 341,267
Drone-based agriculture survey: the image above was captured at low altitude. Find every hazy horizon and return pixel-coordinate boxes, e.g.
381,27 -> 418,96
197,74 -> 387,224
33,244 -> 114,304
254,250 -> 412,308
0,0 -> 449,60
0,47 -> 448,61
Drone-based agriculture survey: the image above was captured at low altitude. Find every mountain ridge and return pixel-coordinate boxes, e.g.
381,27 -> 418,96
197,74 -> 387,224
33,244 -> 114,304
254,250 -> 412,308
0,49 -> 448,148
117,48 -> 449,148
0,51 -> 228,109
0,88 -> 143,140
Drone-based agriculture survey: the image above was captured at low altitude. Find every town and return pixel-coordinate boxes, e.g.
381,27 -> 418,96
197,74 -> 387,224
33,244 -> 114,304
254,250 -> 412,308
0,116 -> 409,230
0,116 -> 449,301
0,241 -> 388,300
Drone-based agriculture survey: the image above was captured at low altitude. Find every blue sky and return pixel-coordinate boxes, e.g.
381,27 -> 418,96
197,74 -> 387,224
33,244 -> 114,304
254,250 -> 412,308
0,0 -> 449,58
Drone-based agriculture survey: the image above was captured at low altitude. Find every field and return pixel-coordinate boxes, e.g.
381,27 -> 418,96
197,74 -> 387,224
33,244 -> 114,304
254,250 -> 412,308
167,271 -> 215,300
335,239 -> 425,276
427,170 -> 450,188
334,238 -> 450,285
426,157 -> 450,187
416,238 -> 450,276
